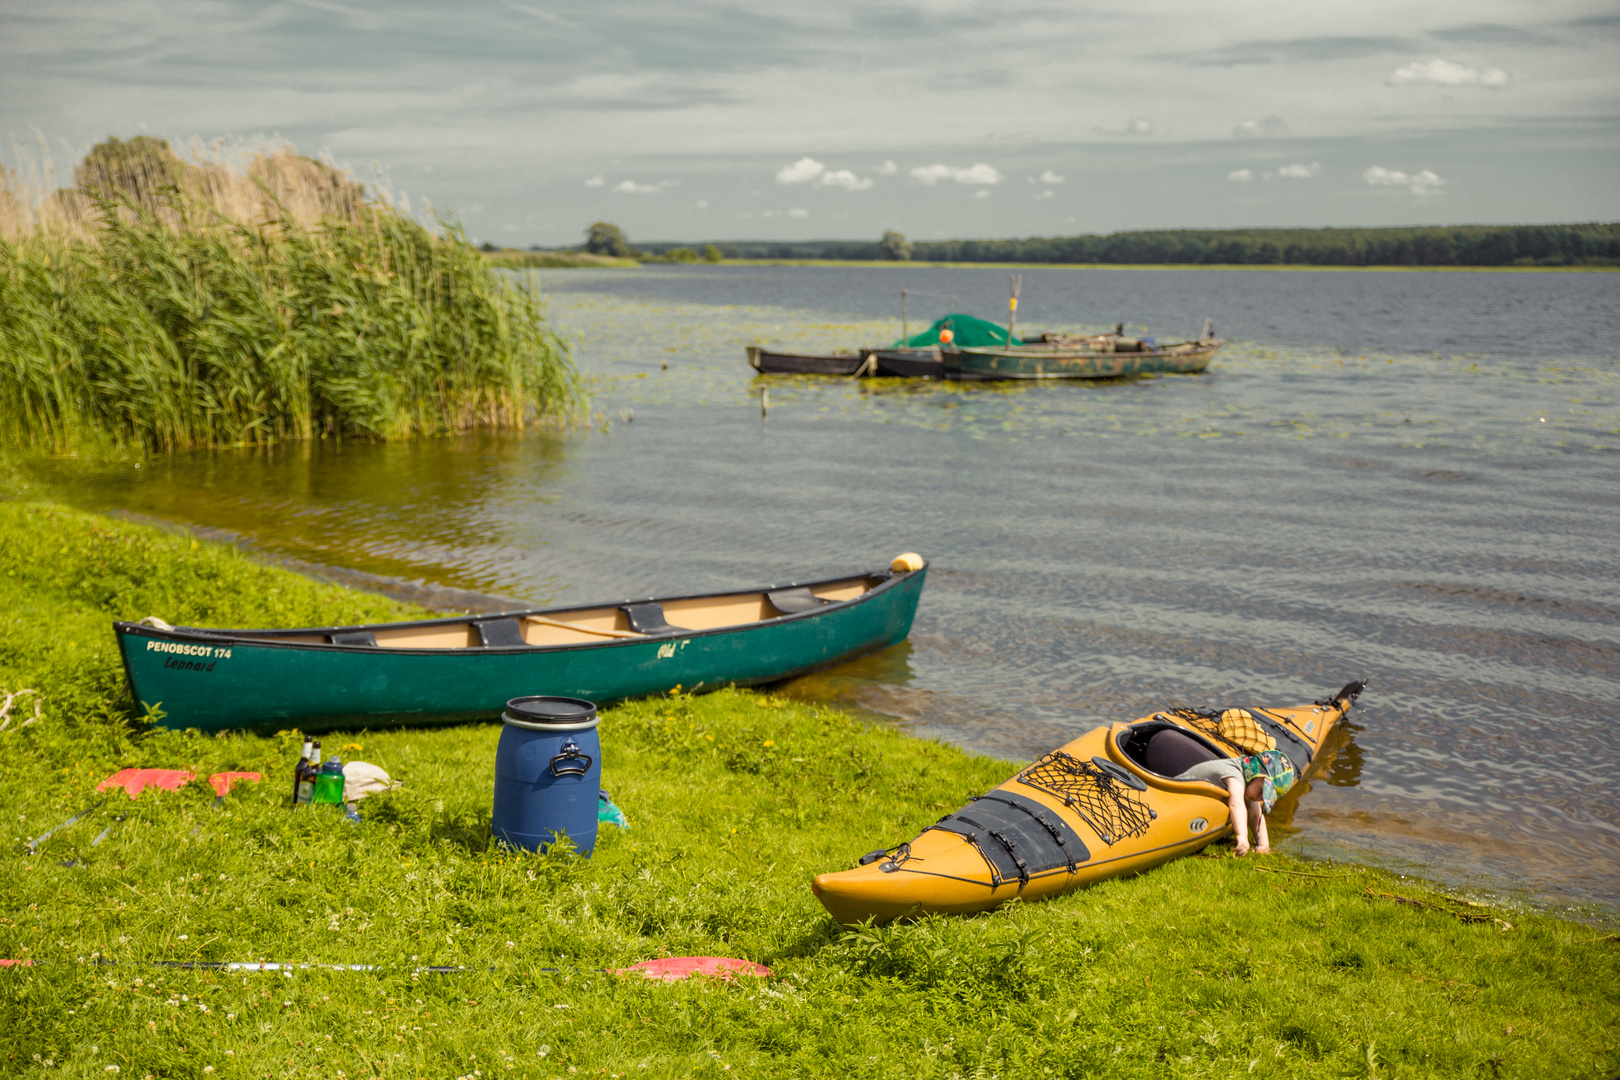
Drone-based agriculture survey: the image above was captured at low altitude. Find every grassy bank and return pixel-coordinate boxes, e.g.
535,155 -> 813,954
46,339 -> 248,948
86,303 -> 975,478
2,501 -> 1617,1079
483,250 -> 639,270
1,139 -> 583,453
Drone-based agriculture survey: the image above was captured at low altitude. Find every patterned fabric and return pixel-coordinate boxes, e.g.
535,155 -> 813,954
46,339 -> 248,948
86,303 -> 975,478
1217,709 -> 1277,754
1240,750 -> 1297,813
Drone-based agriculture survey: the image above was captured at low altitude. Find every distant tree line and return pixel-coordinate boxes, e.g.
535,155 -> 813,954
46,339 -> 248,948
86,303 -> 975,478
625,224 -> 1619,267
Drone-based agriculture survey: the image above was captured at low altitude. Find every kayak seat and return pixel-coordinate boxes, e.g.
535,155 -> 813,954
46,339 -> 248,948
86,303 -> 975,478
1146,729 -> 1221,777
766,587 -> 830,616
473,618 -> 528,647
327,630 -> 377,647
620,603 -> 686,636
1116,721 -> 1227,778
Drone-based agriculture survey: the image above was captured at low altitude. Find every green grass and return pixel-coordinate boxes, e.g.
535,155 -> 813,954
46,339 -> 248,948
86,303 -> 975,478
2,500 -> 1617,1079
483,250 -> 639,270
0,199 -> 584,454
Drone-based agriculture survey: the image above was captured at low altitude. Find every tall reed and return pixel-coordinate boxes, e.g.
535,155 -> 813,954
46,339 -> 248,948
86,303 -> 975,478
0,139 -> 582,452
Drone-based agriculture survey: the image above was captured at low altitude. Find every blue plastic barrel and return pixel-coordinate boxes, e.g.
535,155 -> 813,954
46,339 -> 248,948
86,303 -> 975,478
491,696 -> 601,855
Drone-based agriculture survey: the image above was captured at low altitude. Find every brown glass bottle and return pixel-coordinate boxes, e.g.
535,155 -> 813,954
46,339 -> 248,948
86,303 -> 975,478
293,737 -> 317,805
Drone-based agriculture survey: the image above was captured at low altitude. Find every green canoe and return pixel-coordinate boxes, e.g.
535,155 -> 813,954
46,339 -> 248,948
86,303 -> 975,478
115,562 -> 927,733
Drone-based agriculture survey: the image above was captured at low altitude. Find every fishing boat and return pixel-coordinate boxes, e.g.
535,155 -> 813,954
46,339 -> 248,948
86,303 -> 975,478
811,680 -> 1365,924
115,557 -> 928,733
942,337 -> 1221,380
860,347 -> 944,379
747,346 -> 865,376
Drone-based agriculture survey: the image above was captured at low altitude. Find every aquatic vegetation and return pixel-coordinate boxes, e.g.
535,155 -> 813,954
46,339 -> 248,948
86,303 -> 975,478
0,139 -> 583,452
0,501 -> 1616,1078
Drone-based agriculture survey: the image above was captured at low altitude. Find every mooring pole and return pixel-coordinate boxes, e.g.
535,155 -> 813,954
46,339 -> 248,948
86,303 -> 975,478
901,290 -> 909,344
1008,274 -> 1022,342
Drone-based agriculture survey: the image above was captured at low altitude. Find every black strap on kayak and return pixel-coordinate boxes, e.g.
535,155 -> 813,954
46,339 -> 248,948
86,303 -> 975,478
1016,751 -> 1155,846
927,790 -> 1090,888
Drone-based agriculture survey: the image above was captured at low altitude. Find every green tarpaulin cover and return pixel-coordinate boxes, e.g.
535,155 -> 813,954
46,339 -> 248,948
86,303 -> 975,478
892,313 -> 1021,349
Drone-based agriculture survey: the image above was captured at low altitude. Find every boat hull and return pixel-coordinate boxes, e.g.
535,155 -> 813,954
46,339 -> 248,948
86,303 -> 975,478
747,346 -> 864,376
943,341 -> 1221,380
863,348 -> 944,379
811,683 -> 1361,924
115,567 -> 927,733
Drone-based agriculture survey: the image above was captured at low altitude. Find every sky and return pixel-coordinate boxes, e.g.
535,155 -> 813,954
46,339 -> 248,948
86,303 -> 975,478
3,0 -> 1618,245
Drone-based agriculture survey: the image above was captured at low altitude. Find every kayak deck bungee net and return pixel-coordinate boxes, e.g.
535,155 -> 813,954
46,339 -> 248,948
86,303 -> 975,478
811,680 -> 1365,924
115,558 -> 927,733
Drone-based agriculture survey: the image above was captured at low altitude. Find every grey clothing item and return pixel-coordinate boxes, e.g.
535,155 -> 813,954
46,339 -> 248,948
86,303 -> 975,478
1174,757 -> 1243,788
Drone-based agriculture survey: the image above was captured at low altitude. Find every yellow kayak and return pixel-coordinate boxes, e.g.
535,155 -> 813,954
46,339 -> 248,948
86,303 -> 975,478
811,681 -> 1366,924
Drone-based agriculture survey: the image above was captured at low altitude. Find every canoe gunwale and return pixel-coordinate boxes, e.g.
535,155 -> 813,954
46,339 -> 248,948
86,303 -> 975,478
113,565 -> 920,656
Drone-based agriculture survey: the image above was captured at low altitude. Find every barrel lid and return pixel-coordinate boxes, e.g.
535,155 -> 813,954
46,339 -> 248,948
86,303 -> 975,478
503,696 -> 599,731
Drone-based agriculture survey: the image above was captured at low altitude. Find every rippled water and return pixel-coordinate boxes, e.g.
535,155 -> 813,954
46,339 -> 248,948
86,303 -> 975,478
41,265 -> 1620,912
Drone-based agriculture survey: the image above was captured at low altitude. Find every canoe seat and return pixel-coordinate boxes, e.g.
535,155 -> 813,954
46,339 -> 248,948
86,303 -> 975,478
620,603 -> 685,636
327,630 -> 377,647
766,587 -> 831,616
474,619 -> 528,647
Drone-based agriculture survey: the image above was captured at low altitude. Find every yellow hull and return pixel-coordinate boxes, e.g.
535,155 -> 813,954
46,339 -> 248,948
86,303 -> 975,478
811,682 -> 1364,924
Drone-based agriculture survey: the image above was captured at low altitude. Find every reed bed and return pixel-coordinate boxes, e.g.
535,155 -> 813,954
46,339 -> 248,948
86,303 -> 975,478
0,138 -> 582,452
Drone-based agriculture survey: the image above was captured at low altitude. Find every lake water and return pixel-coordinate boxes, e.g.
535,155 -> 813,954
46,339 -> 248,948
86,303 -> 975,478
43,265 -> 1620,915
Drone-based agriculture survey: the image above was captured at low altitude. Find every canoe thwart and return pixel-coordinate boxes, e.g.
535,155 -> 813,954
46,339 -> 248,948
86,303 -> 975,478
523,615 -> 642,640
766,587 -> 831,616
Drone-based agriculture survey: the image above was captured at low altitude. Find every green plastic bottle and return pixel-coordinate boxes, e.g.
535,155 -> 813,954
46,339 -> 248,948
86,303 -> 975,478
311,756 -> 345,805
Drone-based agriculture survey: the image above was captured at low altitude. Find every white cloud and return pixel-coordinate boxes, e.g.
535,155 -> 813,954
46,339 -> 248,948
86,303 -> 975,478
910,163 -> 1002,186
1364,165 -> 1445,195
1234,116 -> 1288,138
788,207 -> 808,218
877,160 -> 898,176
818,168 -> 873,191
1125,118 -> 1152,135
1227,169 -> 1253,183
972,190 -> 990,200
1390,59 -> 1509,89
613,179 -> 662,194
695,199 -> 708,209
584,175 -> 604,188
1038,169 -> 1064,184
1034,190 -> 1054,200
1274,162 -> 1321,179
776,157 -> 825,184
